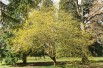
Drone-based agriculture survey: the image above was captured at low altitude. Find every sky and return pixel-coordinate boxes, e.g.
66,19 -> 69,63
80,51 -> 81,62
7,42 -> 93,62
51,0 -> 60,4
1,0 -> 60,5
51,0 -> 60,9
1,0 -> 9,5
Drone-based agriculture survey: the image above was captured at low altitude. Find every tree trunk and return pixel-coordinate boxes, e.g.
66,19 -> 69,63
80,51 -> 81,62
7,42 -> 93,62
73,0 -> 81,17
22,54 -> 27,64
82,52 -> 89,64
50,56 -> 56,66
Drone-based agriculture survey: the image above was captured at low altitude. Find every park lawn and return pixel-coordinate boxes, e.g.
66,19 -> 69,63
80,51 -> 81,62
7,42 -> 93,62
17,57 -> 81,63
0,57 -> 103,68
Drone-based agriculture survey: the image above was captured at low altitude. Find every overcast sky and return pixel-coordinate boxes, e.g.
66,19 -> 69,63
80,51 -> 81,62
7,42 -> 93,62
1,0 -> 9,5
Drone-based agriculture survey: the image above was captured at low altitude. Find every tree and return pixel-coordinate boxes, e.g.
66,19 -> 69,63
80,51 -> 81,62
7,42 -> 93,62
1,0 -> 102,65
11,6 -> 93,65
0,0 -> 37,64
87,0 -> 103,59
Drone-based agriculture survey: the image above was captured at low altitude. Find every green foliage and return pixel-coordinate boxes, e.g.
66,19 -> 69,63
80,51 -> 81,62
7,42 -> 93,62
2,0 -> 39,29
1,0 -> 102,65
11,8 -> 92,58
0,32 -> 21,65
1,0 -> 39,64
4,51 -> 21,65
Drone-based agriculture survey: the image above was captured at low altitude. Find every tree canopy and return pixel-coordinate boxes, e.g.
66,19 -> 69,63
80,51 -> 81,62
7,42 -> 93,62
0,0 -> 103,65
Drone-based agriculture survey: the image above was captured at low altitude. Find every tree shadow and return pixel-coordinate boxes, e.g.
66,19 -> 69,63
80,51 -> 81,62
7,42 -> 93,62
91,60 -> 103,63
10,61 -> 67,67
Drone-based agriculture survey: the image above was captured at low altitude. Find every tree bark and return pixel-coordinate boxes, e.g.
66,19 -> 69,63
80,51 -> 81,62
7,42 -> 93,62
82,52 -> 89,64
22,54 -> 27,64
50,56 -> 56,66
73,0 -> 81,17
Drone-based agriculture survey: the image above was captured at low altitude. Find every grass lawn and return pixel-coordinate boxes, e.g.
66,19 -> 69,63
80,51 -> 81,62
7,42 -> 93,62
0,57 -> 103,68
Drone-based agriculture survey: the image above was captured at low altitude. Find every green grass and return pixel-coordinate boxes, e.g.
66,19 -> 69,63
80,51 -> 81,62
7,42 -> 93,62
19,57 -> 81,62
0,57 -> 103,68
88,57 -> 103,61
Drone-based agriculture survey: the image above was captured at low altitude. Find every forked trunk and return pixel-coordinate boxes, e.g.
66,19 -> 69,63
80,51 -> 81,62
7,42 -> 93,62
50,56 -> 56,66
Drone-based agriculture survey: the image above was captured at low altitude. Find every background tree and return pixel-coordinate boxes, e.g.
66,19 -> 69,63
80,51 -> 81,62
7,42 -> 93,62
0,0 -> 38,64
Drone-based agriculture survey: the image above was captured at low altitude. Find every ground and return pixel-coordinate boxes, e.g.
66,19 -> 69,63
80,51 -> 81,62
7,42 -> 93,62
0,57 -> 103,68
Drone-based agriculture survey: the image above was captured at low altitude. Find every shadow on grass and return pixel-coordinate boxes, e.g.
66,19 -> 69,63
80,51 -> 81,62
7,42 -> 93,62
90,60 -> 103,63
1,60 -> 103,68
11,61 -> 68,67
95,60 -> 103,62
